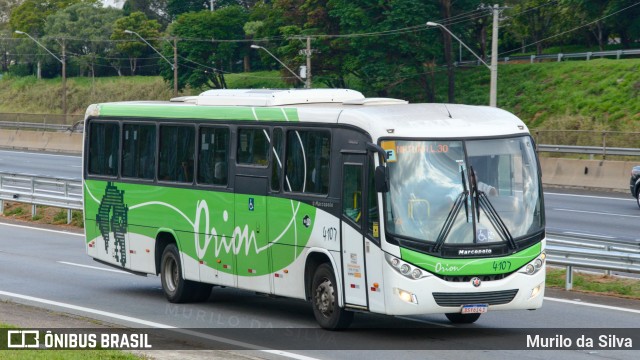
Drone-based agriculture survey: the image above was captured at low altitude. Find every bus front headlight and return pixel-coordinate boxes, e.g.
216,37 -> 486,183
518,252 -> 546,276
385,253 -> 430,280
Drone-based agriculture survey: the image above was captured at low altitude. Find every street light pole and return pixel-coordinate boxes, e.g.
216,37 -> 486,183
125,30 -> 178,96
15,30 -> 67,115
251,44 -> 306,87
427,16 -> 498,107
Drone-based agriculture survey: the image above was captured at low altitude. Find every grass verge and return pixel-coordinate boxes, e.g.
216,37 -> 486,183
546,267 -> 640,299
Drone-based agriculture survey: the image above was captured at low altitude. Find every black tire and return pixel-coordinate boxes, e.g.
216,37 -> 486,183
445,312 -> 481,324
311,263 -> 354,330
636,189 -> 640,209
160,244 -> 211,303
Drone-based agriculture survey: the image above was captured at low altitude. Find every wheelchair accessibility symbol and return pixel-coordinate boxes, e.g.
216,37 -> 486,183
248,198 -> 255,211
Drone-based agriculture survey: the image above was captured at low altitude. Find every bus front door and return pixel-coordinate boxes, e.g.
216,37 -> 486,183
340,155 -> 368,308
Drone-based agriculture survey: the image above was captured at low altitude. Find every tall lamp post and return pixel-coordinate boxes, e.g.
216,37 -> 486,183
124,30 -> 178,97
250,44 -> 307,88
427,17 -> 498,107
15,30 -> 66,115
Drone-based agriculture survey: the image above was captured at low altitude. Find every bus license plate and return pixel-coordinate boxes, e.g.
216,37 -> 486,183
461,304 -> 488,314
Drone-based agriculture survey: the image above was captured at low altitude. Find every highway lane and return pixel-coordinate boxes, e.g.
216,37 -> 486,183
0,149 -> 81,179
1,222 -> 639,360
544,190 -> 639,241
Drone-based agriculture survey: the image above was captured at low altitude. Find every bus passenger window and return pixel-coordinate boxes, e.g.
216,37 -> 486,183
198,127 -> 229,186
237,128 -> 269,166
122,124 -> 156,180
159,125 -> 195,183
271,128 -> 284,191
284,130 -> 330,194
88,122 -> 119,177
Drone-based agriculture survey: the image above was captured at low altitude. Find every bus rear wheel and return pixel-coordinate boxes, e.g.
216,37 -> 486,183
161,244 -> 211,303
311,263 -> 353,330
445,312 -> 481,324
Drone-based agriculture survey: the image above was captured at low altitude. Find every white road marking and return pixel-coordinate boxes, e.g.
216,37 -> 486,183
545,297 -> 640,315
551,208 -> 640,219
545,192 -> 633,202
57,261 -> 132,275
561,231 -> 615,239
0,290 -> 322,360
1,150 -> 80,159
0,222 -> 84,236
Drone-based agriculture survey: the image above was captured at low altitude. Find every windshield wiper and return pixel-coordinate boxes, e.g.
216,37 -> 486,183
433,190 -> 467,253
477,192 -> 517,249
469,166 -> 517,250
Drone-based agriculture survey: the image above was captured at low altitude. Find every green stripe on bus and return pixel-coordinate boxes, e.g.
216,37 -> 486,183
400,243 -> 542,276
97,104 -> 299,122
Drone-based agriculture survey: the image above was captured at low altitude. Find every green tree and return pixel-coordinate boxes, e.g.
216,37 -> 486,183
605,0 -> 640,48
562,0 -> 610,51
9,0 -> 93,35
162,5 -> 249,90
111,11 -> 161,75
507,0 -> 565,55
44,2 -> 122,79
0,0 -> 22,24
326,0 -> 443,100
167,0 -> 207,18
123,0 -> 170,27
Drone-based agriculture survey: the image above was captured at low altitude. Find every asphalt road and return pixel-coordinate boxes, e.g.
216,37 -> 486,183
1,222 -> 640,359
0,149 -> 81,180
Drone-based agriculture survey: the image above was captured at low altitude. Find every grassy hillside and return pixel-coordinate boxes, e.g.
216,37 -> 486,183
1,60 -> 639,132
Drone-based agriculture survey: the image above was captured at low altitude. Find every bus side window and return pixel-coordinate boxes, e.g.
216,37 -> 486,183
271,128 -> 284,191
122,123 -> 156,180
284,130 -> 330,194
198,127 -> 229,186
159,125 -> 195,183
237,128 -> 269,166
88,122 -> 119,177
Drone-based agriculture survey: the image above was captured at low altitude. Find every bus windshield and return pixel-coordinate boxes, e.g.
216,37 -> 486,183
383,136 -> 543,247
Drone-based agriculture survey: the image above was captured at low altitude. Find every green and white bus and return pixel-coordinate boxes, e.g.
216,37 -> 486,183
83,89 -> 546,329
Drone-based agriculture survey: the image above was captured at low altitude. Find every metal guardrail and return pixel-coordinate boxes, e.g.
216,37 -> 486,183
0,172 -> 82,224
0,120 -> 84,132
456,48 -> 640,66
537,144 -> 640,157
546,231 -> 640,290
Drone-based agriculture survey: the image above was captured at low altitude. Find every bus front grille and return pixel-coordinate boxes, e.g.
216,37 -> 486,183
432,289 -> 519,307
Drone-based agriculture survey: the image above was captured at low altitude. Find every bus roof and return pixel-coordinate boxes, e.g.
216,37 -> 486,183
86,88 -> 529,139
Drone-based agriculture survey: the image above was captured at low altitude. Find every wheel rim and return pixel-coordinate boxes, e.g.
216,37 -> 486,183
163,255 -> 178,293
315,278 -> 335,318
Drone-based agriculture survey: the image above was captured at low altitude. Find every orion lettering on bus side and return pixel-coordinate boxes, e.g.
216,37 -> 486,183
86,183 -> 306,262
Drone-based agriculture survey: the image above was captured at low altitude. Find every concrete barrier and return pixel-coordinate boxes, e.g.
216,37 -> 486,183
0,129 -> 82,154
540,157 -> 635,192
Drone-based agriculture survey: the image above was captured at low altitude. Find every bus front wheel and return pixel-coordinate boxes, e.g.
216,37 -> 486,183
311,263 -> 353,330
445,312 -> 481,324
161,244 -> 211,303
